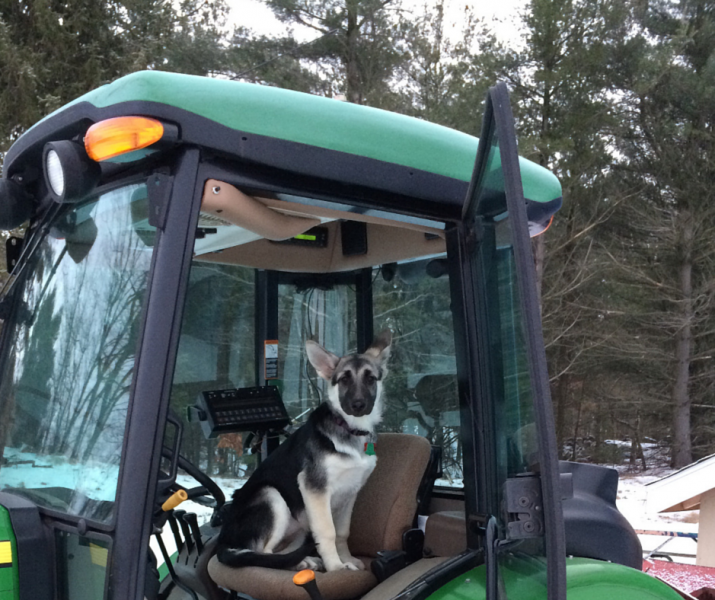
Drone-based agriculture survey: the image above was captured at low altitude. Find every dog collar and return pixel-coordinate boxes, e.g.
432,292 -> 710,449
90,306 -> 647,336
333,415 -> 370,437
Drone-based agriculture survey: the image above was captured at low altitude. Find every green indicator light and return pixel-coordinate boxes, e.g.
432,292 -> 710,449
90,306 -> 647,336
295,234 -> 317,241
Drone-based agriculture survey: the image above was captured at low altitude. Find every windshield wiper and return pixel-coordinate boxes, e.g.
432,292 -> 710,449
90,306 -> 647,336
0,202 -> 63,305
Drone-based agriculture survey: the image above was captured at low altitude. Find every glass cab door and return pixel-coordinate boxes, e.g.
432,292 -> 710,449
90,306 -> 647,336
454,83 -> 566,599
0,149 -> 203,600
0,180 -> 158,599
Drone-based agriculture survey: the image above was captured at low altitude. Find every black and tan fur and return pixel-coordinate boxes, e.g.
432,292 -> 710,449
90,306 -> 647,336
216,331 -> 392,572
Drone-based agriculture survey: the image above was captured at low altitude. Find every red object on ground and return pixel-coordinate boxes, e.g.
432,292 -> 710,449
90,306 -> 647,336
644,559 -> 715,598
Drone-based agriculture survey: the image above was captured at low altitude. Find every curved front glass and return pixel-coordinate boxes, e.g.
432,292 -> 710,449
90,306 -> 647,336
0,182 -> 155,523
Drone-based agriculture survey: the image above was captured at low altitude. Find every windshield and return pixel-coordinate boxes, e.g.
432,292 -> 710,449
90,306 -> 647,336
0,182 -> 155,523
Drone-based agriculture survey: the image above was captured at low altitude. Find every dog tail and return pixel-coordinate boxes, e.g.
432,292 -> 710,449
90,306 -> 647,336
216,536 -> 316,569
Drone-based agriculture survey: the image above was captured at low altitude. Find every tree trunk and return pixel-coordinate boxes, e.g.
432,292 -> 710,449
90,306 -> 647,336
554,367 -> 569,458
671,208 -> 694,468
570,382 -> 584,461
345,0 -> 362,104
533,81 -> 551,305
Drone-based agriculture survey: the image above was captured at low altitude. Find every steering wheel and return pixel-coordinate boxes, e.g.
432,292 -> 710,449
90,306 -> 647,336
159,447 -> 226,511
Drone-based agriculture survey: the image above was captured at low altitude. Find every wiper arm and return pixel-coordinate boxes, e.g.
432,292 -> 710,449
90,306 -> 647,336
0,202 -> 63,303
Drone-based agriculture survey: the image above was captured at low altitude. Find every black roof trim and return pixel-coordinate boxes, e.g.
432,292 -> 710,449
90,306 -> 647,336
5,100 -> 467,220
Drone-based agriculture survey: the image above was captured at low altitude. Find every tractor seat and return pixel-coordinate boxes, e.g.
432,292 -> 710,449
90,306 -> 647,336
208,433 -> 432,600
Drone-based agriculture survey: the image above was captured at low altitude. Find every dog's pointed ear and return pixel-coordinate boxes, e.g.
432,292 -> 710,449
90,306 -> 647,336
305,340 -> 340,381
364,330 -> 392,365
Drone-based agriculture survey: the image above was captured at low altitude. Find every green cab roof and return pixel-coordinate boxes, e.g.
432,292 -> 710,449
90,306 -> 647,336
6,71 -> 561,219
69,71 -> 559,200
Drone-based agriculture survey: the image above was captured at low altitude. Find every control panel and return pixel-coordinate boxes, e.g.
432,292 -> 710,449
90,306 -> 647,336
189,386 -> 290,439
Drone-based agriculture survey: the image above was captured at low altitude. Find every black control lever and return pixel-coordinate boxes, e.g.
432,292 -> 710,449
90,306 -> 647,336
174,510 -> 194,557
167,513 -> 184,554
153,531 -> 199,600
181,512 -> 204,555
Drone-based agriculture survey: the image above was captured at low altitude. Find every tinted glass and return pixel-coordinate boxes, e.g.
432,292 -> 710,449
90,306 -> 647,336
472,120 -> 541,501
466,101 -> 555,596
0,183 -> 155,522
277,283 -> 357,424
168,261 -> 256,503
372,259 -> 460,486
55,530 -> 109,600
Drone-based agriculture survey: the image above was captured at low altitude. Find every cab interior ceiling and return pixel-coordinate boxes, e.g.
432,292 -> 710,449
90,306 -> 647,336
196,179 -> 447,273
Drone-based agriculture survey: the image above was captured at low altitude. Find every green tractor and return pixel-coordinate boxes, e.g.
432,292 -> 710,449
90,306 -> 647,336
0,72 -> 680,600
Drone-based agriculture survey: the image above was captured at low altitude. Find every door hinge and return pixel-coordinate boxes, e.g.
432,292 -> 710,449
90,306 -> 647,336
148,171 -> 174,230
5,236 -> 24,275
0,296 -> 12,322
505,475 -> 544,539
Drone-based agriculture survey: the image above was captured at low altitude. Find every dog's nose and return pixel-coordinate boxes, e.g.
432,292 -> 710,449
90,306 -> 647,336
351,399 -> 366,413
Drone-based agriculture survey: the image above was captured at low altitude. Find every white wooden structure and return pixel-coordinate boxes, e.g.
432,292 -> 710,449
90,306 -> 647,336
647,454 -> 715,567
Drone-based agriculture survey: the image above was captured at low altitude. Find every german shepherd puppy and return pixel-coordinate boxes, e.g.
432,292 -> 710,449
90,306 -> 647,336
216,331 -> 392,572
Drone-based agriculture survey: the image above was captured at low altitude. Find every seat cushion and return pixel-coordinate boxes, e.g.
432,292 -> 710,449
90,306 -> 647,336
208,555 -> 378,600
349,433 -> 432,556
207,433 -> 432,599
423,511 -> 467,557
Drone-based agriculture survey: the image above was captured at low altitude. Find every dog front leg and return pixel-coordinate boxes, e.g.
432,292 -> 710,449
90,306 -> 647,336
333,495 -> 365,570
298,474 -> 351,572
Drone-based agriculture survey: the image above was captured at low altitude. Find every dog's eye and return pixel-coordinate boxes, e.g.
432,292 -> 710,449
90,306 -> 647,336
338,372 -> 352,383
364,373 -> 377,383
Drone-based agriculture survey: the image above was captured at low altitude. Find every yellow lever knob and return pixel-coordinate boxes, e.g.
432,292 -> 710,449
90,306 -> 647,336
162,489 -> 188,512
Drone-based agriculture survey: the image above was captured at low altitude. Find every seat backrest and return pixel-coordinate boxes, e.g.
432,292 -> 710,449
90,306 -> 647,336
349,433 -> 432,557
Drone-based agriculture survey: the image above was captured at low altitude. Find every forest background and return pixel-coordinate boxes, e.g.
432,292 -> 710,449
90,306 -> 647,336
0,0 -> 714,471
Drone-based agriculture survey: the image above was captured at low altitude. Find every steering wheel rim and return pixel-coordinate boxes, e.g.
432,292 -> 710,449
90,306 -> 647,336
160,447 -> 226,510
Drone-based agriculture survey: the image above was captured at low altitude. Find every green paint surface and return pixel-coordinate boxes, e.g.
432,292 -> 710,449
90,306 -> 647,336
0,507 -> 20,599
31,71 -> 561,204
157,550 -> 178,582
427,557 -> 684,600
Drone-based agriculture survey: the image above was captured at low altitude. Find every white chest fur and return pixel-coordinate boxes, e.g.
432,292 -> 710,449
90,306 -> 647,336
323,450 -> 377,504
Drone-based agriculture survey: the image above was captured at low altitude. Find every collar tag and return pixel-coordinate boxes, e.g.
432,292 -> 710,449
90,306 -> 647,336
364,442 -> 376,456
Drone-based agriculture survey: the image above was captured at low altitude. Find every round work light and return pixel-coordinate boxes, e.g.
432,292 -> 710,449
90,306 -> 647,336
42,140 -> 101,204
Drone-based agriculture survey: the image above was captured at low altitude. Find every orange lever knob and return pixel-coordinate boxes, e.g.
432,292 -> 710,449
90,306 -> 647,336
293,569 -> 323,600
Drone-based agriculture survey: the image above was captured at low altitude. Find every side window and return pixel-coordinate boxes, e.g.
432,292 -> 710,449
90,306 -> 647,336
372,258 -> 461,487
169,261 -> 256,485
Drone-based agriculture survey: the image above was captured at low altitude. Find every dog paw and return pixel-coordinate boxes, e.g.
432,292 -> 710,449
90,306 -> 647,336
305,557 -> 324,571
342,556 -> 365,570
342,561 -> 361,571
296,556 -> 324,571
323,559 -> 348,572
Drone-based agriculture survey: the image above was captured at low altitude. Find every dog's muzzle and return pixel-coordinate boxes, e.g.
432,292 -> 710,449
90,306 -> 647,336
350,399 -> 367,415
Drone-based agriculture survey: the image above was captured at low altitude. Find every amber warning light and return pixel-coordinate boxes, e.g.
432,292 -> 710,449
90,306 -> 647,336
85,116 -> 164,162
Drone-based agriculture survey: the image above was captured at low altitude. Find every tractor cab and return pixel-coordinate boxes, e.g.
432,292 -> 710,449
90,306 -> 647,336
0,72 -> 676,600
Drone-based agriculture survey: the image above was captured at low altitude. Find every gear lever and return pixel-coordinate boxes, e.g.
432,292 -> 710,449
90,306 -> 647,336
293,569 -> 324,600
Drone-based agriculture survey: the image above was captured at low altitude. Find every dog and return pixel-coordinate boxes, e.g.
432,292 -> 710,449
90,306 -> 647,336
215,331 -> 392,572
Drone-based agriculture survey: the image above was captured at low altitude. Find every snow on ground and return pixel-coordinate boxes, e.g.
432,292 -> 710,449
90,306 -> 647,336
0,448 -> 702,566
617,470 -> 699,564
0,447 -> 119,500
586,440 -> 701,563
174,473 -> 243,526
